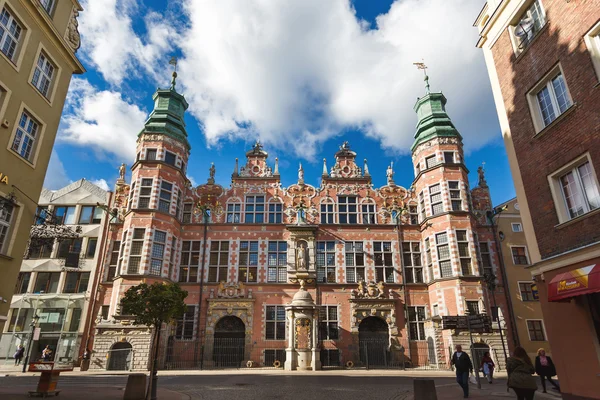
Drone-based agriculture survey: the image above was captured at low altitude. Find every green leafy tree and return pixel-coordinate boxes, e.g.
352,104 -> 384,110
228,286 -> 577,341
120,282 -> 188,400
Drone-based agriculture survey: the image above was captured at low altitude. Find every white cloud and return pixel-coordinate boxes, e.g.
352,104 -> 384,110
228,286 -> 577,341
90,178 -> 111,192
78,0 -> 178,85
44,151 -> 71,190
176,0 -> 495,158
58,78 -> 148,161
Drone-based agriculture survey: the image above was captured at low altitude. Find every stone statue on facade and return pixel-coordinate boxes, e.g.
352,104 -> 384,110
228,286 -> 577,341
386,162 -> 394,185
296,243 -> 308,271
477,166 -> 488,188
118,163 -> 126,181
298,162 -> 304,184
208,162 -> 216,184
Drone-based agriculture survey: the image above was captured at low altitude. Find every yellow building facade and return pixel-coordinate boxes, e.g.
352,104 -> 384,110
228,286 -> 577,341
0,0 -> 84,331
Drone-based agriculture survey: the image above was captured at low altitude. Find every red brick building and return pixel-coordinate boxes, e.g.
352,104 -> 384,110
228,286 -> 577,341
475,0 -> 600,398
86,73 -> 512,372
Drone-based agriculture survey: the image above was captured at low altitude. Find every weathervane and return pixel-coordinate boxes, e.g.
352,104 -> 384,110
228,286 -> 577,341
413,60 -> 430,94
169,56 -> 178,89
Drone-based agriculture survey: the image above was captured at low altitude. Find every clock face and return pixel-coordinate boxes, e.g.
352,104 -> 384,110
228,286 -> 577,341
514,203 -> 520,210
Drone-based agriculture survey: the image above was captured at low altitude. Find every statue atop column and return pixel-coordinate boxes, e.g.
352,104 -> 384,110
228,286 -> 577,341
208,162 -> 216,184
298,163 -> 304,185
386,162 -> 395,185
118,163 -> 126,182
477,165 -> 488,188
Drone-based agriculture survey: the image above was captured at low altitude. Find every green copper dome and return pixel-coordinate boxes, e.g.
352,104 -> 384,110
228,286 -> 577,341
139,73 -> 191,150
411,91 -> 462,152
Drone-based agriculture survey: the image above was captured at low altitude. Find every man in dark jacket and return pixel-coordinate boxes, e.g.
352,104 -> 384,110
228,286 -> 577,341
451,345 -> 473,398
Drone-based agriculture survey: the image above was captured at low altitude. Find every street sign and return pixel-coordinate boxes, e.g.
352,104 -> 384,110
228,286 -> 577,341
442,315 -> 492,333
33,327 -> 41,341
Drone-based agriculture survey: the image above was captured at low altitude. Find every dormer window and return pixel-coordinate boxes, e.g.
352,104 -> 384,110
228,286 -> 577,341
338,196 -> 357,224
511,0 -> 546,52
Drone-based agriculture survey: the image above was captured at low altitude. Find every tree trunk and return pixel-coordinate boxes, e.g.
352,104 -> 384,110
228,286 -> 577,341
146,324 -> 161,400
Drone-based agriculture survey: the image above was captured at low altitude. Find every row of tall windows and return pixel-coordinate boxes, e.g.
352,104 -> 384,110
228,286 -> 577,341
15,271 -> 90,294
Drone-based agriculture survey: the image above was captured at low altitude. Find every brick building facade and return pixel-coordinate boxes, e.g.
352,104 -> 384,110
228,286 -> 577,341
87,73 -> 512,372
475,0 -> 600,398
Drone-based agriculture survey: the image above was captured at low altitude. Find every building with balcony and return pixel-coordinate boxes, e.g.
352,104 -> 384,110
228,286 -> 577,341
0,0 -> 85,332
475,0 -> 600,398
0,179 -> 110,364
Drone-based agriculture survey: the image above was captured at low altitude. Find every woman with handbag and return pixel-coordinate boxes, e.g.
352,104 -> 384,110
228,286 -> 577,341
507,346 -> 538,400
535,348 -> 560,393
480,351 -> 495,383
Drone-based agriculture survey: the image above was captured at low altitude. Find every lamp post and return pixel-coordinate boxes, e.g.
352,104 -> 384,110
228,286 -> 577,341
22,314 -> 40,373
483,272 -> 509,364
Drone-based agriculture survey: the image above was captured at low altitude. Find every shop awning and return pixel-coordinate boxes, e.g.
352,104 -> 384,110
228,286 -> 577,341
548,264 -> 600,301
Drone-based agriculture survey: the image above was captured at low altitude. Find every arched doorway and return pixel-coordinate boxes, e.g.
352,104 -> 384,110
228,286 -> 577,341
107,341 -> 132,371
358,317 -> 389,367
213,316 -> 245,367
471,342 -> 490,371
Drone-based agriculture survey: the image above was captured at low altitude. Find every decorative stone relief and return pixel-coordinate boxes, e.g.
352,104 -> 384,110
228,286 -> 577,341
65,8 -> 81,52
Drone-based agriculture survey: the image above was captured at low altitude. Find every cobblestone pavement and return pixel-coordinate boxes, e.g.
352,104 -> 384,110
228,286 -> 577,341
0,373 -> 563,400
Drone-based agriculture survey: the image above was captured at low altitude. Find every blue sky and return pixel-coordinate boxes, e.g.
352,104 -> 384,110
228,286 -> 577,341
47,0 -> 516,207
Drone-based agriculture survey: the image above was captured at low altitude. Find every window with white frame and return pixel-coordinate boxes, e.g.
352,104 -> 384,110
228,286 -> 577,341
321,199 -> 335,224
519,282 -> 537,301
179,241 -> 201,283
479,242 -> 493,276
164,151 -> 176,166
361,201 -> 376,224
424,238 -> 433,281
208,241 -> 229,282
403,242 -> 423,283
511,246 -> 529,265
158,181 -> 173,213
150,230 -> 166,276
138,178 -> 153,209
32,52 -> 55,98
268,201 -> 283,223
444,151 -> 455,164
436,232 -> 452,278
11,111 -> 40,162
53,206 -> 76,225
429,184 -> 443,215
146,149 -> 157,160
245,195 -> 265,223
374,241 -> 394,283
512,222 -> 523,232
419,191 -> 426,221
268,241 -> 287,282
127,228 -> 145,274
338,196 -> 358,224
238,241 -> 258,283
527,320 -> 546,341
408,306 -> 426,340
175,306 -> 196,339
408,204 -> 419,225
317,241 -> 336,283
0,7 -> 23,62
456,230 -> 471,275
127,182 -> 135,212
584,23 -> 600,79
182,203 -> 193,223
319,306 -> 339,340
344,241 -> 364,283
265,306 -> 286,340
511,0 -> 546,51
40,0 -> 55,14
558,161 -> 600,220
449,181 -> 462,211
425,155 -> 438,169
534,71 -> 572,128
226,202 -> 241,223
0,202 -> 14,255
466,301 -> 480,315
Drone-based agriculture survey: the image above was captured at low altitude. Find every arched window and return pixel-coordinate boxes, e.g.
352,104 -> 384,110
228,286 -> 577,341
320,198 -> 335,224
361,198 -> 376,224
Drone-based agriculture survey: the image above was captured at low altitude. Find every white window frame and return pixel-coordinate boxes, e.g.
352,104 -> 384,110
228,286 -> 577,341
265,305 -> 286,340
527,65 -> 573,133
317,241 -> 336,283
208,241 -> 229,283
158,181 -> 173,213
526,319 -> 547,341
179,240 -> 201,283
175,305 -> 196,340
320,198 -> 335,224
182,202 -> 193,223
408,306 -> 426,341
511,222 -> 523,232
443,151 -> 455,164
338,196 -> 358,224
374,241 -> 394,283
0,6 -> 23,62
0,201 -> 14,255
226,201 -> 241,223
449,181 -> 462,211
429,184 -> 443,215
238,240 -> 258,283
456,230 -> 472,276
127,228 -> 145,274
40,0 -> 55,15
509,0 -> 547,54
244,195 -> 265,223
267,199 -> 283,224
510,245 -> 530,265
267,241 -> 287,283
150,230 -> 166,276
145,148 -> 157,160
10,109 -> 41,164
584,21 -> 600,80
0,79 -> 12,122
425,154 -> 438,169
361,199 -> 376,224
319,305 -> 339,341
138,178 -> 153,209
31,50 -> 55,99
518,281 -> 537,302
436,232 -> 452,278
402,241 -> 423,283
548,153 -> 600,224
479,242 -> 493,276
344,241 -> 365,283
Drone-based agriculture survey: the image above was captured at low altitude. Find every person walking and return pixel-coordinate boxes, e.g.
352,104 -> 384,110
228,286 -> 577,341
481,351 -> 495,384
507,346 -> 538,400
535,348 -> 560,393
13,345 -> 25,366
451,344 -> 473,398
